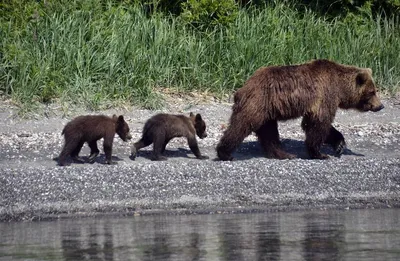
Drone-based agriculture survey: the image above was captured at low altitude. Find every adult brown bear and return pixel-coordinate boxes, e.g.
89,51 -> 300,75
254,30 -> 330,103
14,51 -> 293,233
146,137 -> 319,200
57,115 -> 132,166
217,59 -> 384,161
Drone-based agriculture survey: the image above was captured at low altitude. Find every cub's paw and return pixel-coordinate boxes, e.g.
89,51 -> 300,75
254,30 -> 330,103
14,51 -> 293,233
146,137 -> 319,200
130,147 -> 137,160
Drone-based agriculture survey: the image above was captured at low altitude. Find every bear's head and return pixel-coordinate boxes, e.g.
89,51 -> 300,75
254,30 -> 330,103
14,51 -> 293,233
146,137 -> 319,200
338,68 -> 384,113
113,115 -> 132,142
354,69 -> 384,112
190,112 -> 207,139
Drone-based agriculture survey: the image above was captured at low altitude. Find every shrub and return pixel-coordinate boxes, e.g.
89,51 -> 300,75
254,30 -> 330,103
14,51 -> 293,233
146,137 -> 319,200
180,0 -> 239,28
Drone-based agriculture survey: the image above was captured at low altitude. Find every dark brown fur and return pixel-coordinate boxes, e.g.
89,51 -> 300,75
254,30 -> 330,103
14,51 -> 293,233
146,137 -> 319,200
131,113 -> 208,161
57,115 -> 132,166
217,59 -> 384,160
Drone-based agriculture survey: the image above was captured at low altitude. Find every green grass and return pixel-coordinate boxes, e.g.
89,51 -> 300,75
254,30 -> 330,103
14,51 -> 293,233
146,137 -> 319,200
1,1 -> 399,111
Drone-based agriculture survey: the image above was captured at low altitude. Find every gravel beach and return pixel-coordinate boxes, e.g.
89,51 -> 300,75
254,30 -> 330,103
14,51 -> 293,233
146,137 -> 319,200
1,95 -> 399,222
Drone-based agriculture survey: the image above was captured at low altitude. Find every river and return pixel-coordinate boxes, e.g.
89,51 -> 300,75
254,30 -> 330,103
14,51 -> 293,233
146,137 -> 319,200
1,208 -> 399,260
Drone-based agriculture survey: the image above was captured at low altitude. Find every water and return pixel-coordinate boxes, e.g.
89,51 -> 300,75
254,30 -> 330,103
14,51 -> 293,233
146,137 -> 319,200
0,209 -> 399,261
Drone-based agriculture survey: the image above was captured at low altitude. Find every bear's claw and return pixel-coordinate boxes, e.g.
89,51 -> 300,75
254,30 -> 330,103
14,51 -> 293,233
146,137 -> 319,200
334,140 -> 346,156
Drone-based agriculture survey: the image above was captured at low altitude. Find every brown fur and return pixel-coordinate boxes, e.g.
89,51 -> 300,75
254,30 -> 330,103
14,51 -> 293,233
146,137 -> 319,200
217,59 -> 384,160
57,115 -> 132,166
131,112 -> 208,161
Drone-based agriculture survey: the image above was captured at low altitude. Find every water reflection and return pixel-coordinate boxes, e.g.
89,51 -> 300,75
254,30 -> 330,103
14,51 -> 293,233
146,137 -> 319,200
302,213 -> 344,261
0,209 -> 399,261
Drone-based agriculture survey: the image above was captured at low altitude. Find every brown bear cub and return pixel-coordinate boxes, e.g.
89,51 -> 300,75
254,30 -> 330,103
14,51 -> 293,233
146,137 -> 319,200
217,59 -> 384,161
130,112 -> 208,161
57,115 -> 132,166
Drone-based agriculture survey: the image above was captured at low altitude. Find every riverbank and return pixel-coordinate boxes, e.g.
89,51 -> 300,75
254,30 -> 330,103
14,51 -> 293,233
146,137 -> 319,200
1,96 -> 399,221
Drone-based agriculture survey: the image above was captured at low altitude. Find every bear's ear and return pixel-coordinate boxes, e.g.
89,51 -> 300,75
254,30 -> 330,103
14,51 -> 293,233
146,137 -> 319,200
356,71 -> 370,86
117,115 -> 124,122
195,113 -> 202,122
112,114 -> 118,121
189,112 -> 194,117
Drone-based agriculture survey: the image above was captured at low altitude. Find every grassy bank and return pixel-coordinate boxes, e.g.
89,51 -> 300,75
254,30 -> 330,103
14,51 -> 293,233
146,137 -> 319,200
1,1 -> 399,111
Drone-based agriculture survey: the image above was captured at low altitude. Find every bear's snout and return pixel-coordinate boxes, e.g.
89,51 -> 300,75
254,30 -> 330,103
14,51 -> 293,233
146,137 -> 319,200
371,103 -> 384,112
125,134 -> 133,141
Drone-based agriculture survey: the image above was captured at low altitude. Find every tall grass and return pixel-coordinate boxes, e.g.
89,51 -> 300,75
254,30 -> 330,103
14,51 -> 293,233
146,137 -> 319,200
1,1 -> 399,110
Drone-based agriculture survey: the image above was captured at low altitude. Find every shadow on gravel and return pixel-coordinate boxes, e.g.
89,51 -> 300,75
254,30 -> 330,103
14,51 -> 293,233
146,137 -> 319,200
52,154 -> 124,166
227,139 -> 364,161
131,148 -> 199,160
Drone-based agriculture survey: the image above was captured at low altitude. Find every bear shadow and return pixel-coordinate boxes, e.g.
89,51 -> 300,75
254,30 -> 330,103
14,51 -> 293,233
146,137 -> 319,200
89,154 -> 124,164
133,148 -> 199,160
53,154 -> 123,166
228,139 -> 364,161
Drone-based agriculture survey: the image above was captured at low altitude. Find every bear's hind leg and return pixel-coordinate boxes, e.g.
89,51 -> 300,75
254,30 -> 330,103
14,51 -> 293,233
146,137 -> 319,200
58,139 -> 81,166
216,114 -> 252,161
152,136 -> 168,161
302,116 -> 331,160
70,140 -> 85,163
151,131 -> 167,161
130,136 -> 152,160
88,141 -> 100,163
256,120 -> 295,159
161,138 -> 172,154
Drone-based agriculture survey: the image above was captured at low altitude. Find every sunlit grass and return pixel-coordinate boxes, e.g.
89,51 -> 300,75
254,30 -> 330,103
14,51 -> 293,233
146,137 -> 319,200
1,1 -> 399,111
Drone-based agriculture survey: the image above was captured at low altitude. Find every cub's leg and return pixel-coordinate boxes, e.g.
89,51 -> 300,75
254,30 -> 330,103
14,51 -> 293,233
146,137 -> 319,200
58,139 -> 80,166
130,136 -> 152,160
70,140 -> 85,163
151,133 -> 168,161
103,135 -> 115,165
161,138 -> 172,154
187,136 -> 208,160
88,140 -> 100,163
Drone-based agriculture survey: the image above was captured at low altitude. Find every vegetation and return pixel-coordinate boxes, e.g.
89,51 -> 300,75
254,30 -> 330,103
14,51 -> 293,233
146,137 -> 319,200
1,0 -> 399,111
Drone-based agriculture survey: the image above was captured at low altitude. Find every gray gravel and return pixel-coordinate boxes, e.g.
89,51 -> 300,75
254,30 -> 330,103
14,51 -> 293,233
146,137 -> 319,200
0,96 -> 399,221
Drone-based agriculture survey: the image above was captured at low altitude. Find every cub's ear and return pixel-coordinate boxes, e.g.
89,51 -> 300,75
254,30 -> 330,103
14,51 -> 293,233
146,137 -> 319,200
356,71 -> 370,86
117,115 -> 124,122
195,113 -> 202,121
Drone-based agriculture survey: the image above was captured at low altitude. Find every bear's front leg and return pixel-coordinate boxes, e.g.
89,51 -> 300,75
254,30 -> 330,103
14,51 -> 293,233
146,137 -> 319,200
325,126 -> 346,156
302,116 -> 330,160
188,137 -> 208,160
103,137 -> 116,165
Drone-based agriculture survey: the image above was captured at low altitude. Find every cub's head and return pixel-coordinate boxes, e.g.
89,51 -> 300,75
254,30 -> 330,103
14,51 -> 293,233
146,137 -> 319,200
113,115 -> 132,142
190,112 -> 207,139
354,69 -> 384,112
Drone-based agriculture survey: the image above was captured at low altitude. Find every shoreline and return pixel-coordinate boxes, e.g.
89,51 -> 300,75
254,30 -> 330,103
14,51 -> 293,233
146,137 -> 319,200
1,98 -> 399,222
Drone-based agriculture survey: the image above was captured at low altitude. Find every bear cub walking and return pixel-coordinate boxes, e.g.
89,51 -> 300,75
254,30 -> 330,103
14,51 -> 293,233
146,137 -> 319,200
131,113 -> 208,161
57,114 -> 132,166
